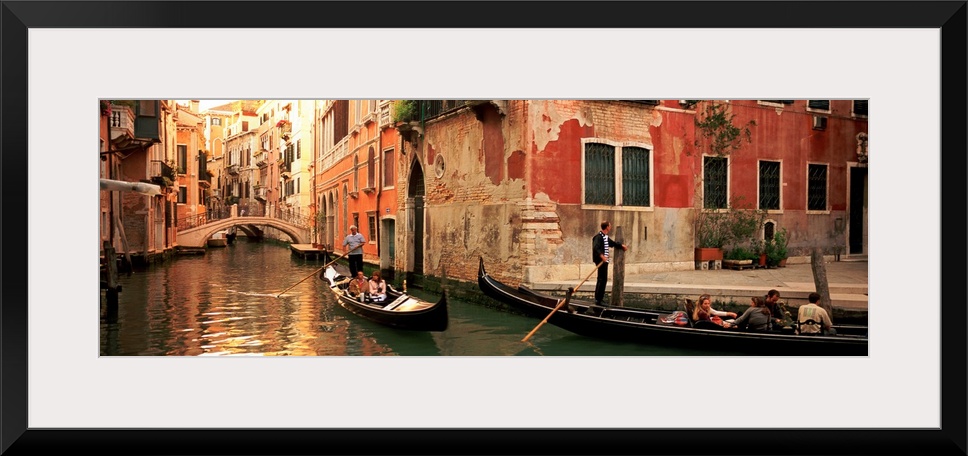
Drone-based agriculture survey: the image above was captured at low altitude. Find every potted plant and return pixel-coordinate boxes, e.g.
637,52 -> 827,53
752,240 -> 767,267
773,228 -> 789,267
694,210 -> 729,261
764,228 -> 789,268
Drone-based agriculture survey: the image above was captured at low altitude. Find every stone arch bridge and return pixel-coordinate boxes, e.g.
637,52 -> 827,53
177,213 -> 310,248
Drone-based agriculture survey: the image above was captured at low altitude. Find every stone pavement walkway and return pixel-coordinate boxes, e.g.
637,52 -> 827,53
528,258 -> 869,311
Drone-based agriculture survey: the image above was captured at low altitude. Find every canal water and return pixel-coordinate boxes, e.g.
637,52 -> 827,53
101,242 -> 719,356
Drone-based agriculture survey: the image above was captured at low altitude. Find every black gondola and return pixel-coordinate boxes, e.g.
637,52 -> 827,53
478,257 -> 867,356
321,266 -> 448,332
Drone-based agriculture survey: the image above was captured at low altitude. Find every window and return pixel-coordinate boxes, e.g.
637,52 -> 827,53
296,140 -> 301,159
703,156 -> 728,209
211,118 -> 221,126
353,155 -> 359,192
297,177 -> 300,194
367,146 -> 376,189
178,186 -> 187,204
177,145 -> 187,174
759,100 -> 794,105
807,100 -> 830,111
367,213 -> 377,242
583,141 -> 653,207
758,160 -> 781,210
334,100 -> 349,140
353,213 -> 360,232
808,163 -> 828,211
622,146 -> 651,206
383,148 -> 395,188
852,100 -> 868,117
584,143 -> 615,205
138,100 -> 157,116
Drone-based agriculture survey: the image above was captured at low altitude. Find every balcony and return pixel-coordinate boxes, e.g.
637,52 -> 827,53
276,120 -> 291,141
254,186 -> 267,201
378,101 -> 393,130
227,164 -> 240,176
149,160 -> 176,187
109,105 -> 136,140
255,151 -> 269,168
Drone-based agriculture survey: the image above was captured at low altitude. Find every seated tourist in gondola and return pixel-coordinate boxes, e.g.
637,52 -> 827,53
730,296 -> 772,332
796,292 -> 834,335
691,294 -> 734,329
368,271 -> 387,303
347,271 -> 368,299
764,289 -> 794,330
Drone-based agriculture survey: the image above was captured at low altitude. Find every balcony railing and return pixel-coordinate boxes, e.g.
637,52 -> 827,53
150,160 -> 175,187
378,101 -> 392,129
227,164 -> 240,175
254,186 -> 267,201
255,151 -> 269,168
109,105 -> 135,139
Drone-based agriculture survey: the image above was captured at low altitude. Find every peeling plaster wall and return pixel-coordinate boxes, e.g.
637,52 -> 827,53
396,100 -> 865,286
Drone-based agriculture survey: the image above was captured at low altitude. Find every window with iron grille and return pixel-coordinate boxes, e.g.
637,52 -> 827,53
808,163 -> 828,211
622,146 -> 650,207
759,160 -> 781,210
807,100 -> 830,111
584,143 -> 616,206
583,140 -> 653,207
853,100 -> 868,116
703,156 -> 728,209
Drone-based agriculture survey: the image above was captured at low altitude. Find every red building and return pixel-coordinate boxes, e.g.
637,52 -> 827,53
387,100 -> 868,286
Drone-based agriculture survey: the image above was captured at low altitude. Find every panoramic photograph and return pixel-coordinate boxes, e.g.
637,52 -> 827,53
98,99 -> 870,356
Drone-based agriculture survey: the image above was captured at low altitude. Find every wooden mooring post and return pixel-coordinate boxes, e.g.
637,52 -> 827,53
103,241 -> 119,322
610,225 -> 626,307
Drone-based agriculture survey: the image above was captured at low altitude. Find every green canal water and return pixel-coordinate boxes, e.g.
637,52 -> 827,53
100,241 -> 727,356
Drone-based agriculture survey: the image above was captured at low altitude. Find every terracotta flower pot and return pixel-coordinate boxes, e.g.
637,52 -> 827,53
695,247 -> 723,262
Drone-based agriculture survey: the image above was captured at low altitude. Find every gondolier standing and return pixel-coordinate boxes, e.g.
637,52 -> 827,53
343,225 -> 366,279
592,221 -> 627,307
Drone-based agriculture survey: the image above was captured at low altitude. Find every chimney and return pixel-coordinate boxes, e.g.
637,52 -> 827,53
191,100 -> 200,112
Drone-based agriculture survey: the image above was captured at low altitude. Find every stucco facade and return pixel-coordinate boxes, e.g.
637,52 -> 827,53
391,100 -> 868,287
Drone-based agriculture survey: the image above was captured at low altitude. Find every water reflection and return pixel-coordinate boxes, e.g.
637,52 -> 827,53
101,242 -> 728,356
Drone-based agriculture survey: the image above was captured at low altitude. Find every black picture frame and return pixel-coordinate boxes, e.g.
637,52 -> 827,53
2,1 -> 965,455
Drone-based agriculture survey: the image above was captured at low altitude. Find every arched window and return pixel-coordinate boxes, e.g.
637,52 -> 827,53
367,146 -> 376,189
353,156 -> 359,192
342,183 -> 349,234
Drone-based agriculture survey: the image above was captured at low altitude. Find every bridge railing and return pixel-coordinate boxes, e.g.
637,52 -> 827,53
176,205 -> 311,231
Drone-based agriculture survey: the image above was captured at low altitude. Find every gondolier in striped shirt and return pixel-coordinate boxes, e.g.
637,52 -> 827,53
591,221 -> 628,308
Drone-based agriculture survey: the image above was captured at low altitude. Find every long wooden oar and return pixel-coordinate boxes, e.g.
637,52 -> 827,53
276,245 -> 358,297
522,260 -> 604,342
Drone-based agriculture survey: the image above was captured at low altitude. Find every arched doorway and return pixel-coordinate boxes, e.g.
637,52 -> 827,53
408,160 -> 425,274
